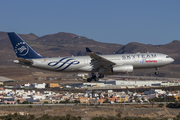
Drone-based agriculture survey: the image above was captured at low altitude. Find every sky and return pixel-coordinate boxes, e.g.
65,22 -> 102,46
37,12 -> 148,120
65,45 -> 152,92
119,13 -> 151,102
1,0 -> 180,45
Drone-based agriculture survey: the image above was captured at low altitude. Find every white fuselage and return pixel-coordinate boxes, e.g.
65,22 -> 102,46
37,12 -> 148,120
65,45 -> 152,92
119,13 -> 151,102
30,53 -> 174,74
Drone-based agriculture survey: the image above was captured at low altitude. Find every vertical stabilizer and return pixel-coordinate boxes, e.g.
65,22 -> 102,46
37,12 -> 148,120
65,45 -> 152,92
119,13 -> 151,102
7,32 -> 45,59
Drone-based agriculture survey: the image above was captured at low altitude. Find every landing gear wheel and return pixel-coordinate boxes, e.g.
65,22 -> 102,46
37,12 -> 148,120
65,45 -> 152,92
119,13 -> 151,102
87,73 -> 103,82
155,68 -> 159,75
87,78 -> 92,82
155,72 -> 159,75
98,74 -> 104,78
95,77 -> 99,81
92,75 -> 99,81
92,74 -> 97,80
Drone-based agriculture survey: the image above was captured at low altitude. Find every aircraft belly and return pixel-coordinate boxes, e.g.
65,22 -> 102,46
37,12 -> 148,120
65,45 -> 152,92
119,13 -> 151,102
78,65 -> 92,72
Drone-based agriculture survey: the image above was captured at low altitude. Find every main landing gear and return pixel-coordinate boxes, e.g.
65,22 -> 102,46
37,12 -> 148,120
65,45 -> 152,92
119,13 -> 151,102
87,73 -> 104,82
155,68 -> 159,75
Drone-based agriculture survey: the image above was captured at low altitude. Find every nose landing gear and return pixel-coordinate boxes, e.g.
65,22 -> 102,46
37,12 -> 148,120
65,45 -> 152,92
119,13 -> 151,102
155,72 -> 159,75
155,68 -> 159,75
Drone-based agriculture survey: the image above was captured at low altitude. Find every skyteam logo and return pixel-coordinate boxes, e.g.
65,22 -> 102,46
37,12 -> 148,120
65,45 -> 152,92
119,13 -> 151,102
15,42 -> 29,56
48,57 -> 80,71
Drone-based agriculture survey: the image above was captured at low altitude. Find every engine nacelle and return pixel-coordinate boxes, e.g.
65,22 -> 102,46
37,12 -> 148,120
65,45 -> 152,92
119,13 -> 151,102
112,65 -> 133,73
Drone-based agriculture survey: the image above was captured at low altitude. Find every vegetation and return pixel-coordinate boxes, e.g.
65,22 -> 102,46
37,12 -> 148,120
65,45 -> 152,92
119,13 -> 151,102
43,101 -> 49,104
74,100 -> 80,103
29,105 -> 33,108
149,97 -> 175,102
166,102 -> 180,108
17,99 -> 20,104
2,112 -> 180,120
135,106 -> 141,108
176,113 -> 180,119
0,113 -> 81,120
22,101 -> 32,104
103,98 -> 109,103
158,103 -> 164,107
92,116 -> 167,120
59,99 -> 70,104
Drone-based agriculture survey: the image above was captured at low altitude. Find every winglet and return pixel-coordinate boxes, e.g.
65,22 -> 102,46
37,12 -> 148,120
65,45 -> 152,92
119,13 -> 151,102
86,47 -> 92,52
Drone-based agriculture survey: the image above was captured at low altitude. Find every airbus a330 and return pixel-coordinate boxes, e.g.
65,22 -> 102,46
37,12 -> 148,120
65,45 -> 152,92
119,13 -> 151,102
7,32 -> 174,82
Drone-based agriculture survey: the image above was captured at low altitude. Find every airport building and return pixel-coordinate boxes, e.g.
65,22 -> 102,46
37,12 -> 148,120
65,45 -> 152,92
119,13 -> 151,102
81,79 -> 180,90
83,80 -> 163,88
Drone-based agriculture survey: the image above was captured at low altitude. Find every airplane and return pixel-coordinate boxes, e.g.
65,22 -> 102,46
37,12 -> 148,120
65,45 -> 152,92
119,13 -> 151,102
7,32 -> 174,82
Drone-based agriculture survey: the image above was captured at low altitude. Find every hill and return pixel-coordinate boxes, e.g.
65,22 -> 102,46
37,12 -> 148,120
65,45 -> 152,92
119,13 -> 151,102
0,31 -> 179,79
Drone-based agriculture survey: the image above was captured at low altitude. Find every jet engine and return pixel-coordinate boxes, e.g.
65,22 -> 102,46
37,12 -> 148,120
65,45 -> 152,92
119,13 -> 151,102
111,65 -> 133,73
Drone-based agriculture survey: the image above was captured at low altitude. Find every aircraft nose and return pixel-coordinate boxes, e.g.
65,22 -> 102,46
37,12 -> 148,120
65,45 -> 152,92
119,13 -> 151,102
170,57 -> 174,63
166,57 -> 174,64
164,56 -> 174,65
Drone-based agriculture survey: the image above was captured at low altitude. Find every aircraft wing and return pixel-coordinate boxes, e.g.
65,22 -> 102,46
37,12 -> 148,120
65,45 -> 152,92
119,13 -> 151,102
86,48 -> 116,69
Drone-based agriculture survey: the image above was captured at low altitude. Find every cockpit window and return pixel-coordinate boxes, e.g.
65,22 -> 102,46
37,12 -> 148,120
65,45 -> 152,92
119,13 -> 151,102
166,56 -> 170,58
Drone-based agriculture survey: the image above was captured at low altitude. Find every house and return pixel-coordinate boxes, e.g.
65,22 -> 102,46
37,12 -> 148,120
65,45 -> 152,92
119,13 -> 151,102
144,89 -> 156,95
4,97 -> 14,101
79,97 -> 89,103
89,99 -> 97,104
173,95 -> 180,101
61,94 -> 71,101
4,101 -> 15,104
108,96 -> 116,102
97,98 -> 106,104
15,98 -> 26,103
119,95 -> 128,102
47,83 -> 60,88
40,99 -> 51,104
0,82 -> 3,86
24,83 -> 30,88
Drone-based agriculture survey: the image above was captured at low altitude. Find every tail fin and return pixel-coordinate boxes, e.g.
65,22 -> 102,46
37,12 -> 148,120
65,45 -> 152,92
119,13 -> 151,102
7,32 -> 45,59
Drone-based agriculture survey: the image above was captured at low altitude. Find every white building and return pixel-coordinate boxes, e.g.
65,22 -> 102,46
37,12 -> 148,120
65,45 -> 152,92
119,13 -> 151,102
83,83 -> 107,87
31,83 -> 46,89
77,73 -> 88,77
24,83 -> 30,88
115,80 -> 162,87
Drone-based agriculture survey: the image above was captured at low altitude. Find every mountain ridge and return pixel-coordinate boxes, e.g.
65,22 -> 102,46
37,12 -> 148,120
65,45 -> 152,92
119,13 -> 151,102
0,31 -> 179,77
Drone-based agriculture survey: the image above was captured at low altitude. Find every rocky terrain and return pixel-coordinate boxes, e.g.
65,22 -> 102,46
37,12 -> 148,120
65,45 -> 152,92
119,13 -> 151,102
0,104 -> 178,119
